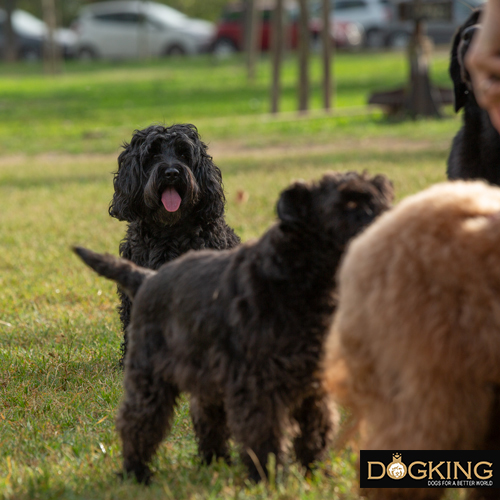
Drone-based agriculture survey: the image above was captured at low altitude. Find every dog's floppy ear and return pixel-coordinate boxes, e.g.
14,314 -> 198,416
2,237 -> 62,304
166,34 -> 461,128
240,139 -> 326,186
193,150 -> 226,222
108,141 -> 146,222
449,9 -> 482,112
450,24 -> 469,112
371,175 -> 395,204
277,181 -> 312,224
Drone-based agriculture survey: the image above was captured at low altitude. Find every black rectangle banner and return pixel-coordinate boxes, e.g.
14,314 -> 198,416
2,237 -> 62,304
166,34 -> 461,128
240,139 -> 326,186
360,450 -> 500,488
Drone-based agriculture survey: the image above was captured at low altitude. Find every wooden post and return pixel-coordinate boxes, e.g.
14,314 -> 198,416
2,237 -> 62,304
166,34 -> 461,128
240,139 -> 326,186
407,17 -> 440,117
297,0 -> 310,113
4,0 -> 17,62
367,0 -> 453,116
321,0 -> 334,111
246,0 -> 260,82
42,0 -> 62,74
270,0 -> 284,114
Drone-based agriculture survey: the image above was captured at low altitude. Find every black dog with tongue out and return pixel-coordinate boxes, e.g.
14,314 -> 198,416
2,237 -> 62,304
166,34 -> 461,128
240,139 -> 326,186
109,124 -> 240,365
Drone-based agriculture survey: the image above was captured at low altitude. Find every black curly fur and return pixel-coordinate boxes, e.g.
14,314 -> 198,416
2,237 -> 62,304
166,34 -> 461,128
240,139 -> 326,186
81,171 -> 394,483
109,124 -> 240,365
447,9 -> 500,184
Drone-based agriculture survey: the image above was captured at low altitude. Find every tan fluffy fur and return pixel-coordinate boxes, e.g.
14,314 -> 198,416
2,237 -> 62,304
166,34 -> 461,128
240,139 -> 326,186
324,181 -> 500,500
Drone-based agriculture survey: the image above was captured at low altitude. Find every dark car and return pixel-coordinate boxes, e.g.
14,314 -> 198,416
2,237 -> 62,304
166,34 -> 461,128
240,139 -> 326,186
0,9 -> 76,60
210,1 -> 363,56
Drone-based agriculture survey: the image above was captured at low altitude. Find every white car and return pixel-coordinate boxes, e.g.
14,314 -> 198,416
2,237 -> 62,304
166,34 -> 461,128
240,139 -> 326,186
72,1 -> 215,59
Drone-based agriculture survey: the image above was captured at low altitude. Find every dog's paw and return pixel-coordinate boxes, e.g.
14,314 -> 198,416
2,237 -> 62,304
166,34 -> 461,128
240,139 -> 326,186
117,463 -> 152,485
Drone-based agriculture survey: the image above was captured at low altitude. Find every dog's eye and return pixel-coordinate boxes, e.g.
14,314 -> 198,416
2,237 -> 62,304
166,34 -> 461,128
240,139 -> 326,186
345,200 -> 358,210
177,149 -> 190,160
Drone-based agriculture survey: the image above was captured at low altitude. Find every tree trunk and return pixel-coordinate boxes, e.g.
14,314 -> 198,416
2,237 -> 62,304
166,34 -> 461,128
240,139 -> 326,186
406,19 -> 440,117
4,0 -> 17,62
297,0 -> 309,113
321,0 -> 334,111
270,0 -> 284,114
42,0 -> 62,74
245,0 -> 260,82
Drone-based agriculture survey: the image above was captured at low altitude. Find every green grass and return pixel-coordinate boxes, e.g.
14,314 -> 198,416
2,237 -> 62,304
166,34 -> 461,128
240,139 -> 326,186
0,50 -> 457,154
0,51 -> 465,499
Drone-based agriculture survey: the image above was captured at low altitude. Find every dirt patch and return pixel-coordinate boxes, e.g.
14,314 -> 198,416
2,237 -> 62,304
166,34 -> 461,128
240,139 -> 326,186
209,137 -> 444,160
0,137 -> 446,168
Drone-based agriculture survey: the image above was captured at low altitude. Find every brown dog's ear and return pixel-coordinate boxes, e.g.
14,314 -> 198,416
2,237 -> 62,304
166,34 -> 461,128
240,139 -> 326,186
277,182 -> 312,224
371,175 -> 395,204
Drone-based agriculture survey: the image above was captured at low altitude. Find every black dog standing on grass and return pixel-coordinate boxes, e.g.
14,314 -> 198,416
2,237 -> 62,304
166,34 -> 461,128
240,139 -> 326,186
447,8 -> 500,184
76,171 -> 393,484
109,124 -> 239,364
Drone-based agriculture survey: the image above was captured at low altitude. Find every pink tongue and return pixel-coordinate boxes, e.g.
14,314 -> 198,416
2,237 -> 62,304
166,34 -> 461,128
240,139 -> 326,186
161,187 -> 182,212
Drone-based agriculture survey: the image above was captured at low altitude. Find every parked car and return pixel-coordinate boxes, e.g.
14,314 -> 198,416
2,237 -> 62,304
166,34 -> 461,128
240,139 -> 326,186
0,9 -> 77,60
313,0 -> 485,48
210,1 -> 363,56
390,0 -> 485,46
71,1 -> 215,60
315,0 -> 394,47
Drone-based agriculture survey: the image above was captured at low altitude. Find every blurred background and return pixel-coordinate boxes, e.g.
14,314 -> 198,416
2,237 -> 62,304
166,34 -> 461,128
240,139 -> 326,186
0,0 -> 483,62
0,2 -> 488,498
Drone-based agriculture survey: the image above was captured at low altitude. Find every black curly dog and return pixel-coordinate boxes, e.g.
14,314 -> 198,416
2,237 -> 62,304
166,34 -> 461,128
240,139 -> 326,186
75,171 -> 393,484
109,124 -> 239,364
447,8 -> 500,184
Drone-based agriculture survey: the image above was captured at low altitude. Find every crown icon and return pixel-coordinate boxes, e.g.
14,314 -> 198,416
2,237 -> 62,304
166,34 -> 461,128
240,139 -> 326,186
393,453 -> 402,461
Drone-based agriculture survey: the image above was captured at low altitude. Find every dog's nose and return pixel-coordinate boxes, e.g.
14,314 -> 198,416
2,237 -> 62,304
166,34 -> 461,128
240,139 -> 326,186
462,25 -> 479,44
165,167 -> 179,181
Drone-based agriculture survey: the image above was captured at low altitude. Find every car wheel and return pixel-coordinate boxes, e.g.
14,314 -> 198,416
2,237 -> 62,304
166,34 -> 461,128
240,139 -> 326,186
388,31 -> 410,49
165,45 -> 186,56
78,47 -> 98,61
365,29 -> 384,48
21,47 -> 41,62
212,38 -> 237,58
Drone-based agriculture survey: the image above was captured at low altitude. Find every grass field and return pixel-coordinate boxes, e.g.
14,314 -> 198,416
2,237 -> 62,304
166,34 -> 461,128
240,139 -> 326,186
0,50 -> 464,499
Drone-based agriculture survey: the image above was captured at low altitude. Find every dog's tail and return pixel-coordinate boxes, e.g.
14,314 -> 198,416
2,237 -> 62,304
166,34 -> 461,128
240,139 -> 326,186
72,246 -> 155,300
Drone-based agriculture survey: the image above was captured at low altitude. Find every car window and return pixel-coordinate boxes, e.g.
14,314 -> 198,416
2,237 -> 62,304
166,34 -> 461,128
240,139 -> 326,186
261,9 -> 273,22
335,0 -> 368,10
454,0 -> 484,19
221,9 -> 243,22
146,3 -> 187,27
94,12 -> 142,24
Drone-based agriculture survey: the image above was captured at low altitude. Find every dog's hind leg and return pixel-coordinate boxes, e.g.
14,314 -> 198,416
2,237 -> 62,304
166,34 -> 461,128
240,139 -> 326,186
190,396 -> 231,464
116,325 -> 179,484
225,386 -> 287,482
292,391 -> 336,470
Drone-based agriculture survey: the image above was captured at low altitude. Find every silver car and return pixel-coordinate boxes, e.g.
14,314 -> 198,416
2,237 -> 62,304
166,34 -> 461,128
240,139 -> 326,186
72,1 -> 215,59
314,0 -> 485,47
